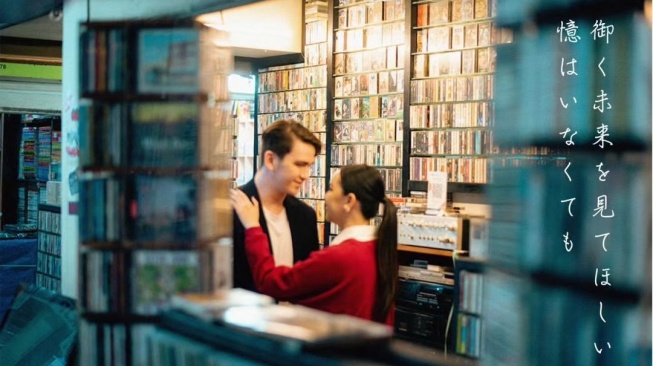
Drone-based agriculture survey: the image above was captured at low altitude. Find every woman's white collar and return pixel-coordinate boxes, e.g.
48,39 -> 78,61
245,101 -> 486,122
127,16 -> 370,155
330,225 -> 376,246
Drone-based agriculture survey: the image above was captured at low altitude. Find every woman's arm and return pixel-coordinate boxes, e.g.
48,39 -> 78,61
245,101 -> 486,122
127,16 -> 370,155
232,189 -> 342,301
244,226 -> 342,301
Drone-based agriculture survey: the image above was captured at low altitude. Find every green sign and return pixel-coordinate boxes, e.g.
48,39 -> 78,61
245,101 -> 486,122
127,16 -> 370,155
0,62 -> 62,80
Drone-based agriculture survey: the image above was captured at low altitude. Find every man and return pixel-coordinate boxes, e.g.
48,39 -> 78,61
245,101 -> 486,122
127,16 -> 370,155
233,119 -> 322,291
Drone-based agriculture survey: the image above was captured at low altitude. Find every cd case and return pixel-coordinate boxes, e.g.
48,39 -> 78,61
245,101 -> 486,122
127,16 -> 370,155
216,304 -> 393,349
171,289 -> 274,321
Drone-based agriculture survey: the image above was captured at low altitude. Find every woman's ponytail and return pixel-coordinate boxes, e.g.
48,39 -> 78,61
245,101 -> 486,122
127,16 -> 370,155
372,197 -> 398,323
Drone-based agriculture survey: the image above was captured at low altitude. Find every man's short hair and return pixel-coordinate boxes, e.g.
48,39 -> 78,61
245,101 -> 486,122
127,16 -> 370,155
260,119 -> 322,162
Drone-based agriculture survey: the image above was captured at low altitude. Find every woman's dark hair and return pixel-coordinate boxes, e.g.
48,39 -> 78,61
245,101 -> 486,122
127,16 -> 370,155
340,164 -> 398,323
260,119 -> 322,163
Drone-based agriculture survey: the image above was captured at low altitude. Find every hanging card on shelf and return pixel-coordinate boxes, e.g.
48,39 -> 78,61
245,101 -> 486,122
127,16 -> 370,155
426,171 -> 447,216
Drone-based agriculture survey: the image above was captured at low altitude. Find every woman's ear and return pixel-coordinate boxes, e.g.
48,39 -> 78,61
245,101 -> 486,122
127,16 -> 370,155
344,193 -> 357,212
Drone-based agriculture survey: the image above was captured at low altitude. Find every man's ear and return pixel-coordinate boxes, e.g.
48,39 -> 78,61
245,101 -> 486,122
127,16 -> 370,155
263,150 -> 278,171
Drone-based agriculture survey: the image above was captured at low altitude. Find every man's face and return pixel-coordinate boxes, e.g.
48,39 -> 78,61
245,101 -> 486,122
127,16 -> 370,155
270,138 -> 317,196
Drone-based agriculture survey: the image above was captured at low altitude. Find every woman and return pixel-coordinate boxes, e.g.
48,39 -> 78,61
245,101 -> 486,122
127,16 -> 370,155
230,164 -> 397,324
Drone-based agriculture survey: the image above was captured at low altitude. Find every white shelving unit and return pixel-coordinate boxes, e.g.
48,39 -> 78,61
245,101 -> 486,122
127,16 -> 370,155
234,100 -> 255,186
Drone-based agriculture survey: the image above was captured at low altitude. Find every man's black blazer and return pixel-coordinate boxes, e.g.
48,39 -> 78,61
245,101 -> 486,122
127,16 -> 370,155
232,179 -> 320,292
